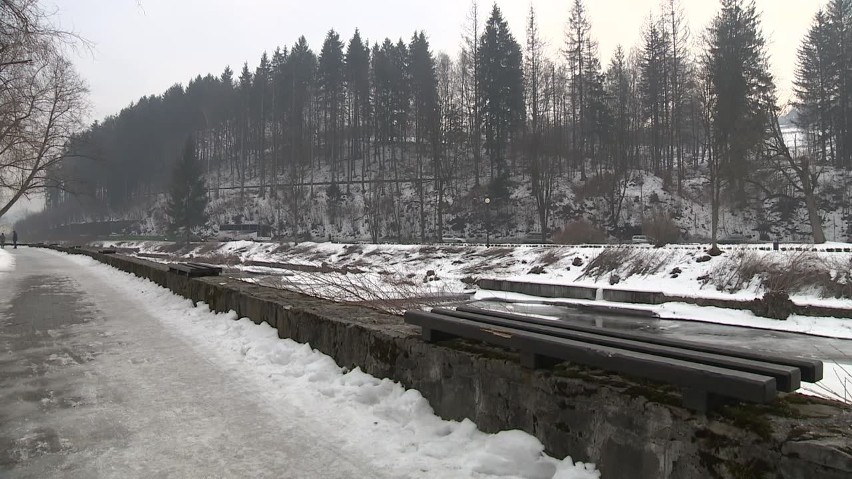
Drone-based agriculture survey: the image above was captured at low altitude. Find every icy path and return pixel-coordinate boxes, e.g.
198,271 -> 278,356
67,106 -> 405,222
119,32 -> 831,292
0,248 -> 598,479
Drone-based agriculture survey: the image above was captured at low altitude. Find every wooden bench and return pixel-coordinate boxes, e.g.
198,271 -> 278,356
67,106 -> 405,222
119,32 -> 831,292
454,306 -> 822,382
168,262 -> 223,277
403,306 -> 823,412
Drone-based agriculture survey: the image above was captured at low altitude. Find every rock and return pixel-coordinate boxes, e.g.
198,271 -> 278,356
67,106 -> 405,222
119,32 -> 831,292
782,438 -> 852,473
751,290 -> 795,320
609,273 -> 621,285
572,257 -> 584,267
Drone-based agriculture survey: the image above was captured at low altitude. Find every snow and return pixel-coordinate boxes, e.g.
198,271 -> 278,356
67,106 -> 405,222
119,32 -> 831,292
44,249 -> 599,479
103,239 -> 852,312
0,248 -> 13,273
800,362 -> 852,404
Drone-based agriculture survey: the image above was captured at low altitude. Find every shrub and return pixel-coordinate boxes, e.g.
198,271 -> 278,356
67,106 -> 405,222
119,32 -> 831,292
553,220 -> 607,244
538,250 -> 560,266
751,291 -> 795,320
581,246 -> 669,281
706,251 -> 852,299
642,208 -> 680,246
528,266 -> 546,274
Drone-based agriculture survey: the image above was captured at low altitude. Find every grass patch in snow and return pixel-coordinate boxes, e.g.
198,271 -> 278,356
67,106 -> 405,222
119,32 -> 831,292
706,251 -> 852,298
581,247 -> 668,281
272,268 -> 458,314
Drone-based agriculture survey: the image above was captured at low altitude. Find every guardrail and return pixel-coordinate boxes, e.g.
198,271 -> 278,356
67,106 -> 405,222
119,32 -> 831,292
404,306 -> 823,412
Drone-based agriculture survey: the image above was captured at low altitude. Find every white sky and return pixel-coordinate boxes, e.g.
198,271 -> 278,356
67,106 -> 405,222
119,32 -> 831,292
49,0 -> 821,123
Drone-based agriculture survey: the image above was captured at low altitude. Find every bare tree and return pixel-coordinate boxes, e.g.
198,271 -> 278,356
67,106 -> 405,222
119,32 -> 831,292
0,0 -> 88,219
761,102 -> 827,244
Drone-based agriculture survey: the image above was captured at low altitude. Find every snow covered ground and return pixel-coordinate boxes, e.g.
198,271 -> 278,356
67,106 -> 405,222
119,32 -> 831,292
42,249 -> 599,479
102,239 -> 852,312
0,248 -> 13,273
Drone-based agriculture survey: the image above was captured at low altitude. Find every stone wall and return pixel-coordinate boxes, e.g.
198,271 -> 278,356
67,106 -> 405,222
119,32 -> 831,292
47,246 -> 852,479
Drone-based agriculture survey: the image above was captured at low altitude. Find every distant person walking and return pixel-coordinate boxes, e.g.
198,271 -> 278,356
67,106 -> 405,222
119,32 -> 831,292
12,230 -> 17,249
0,232 -> 4,249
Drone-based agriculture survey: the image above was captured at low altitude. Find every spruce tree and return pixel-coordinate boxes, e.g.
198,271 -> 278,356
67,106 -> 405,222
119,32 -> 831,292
639,16 -> 670,176
705,0 -> 775,249
706,0 -> 775,195
478,3 -> 524,182
826,0 -> 852,168
167,137 -> 209,243
409,31 -> 439,242
318,30 -> 345,181
794,9 -> 833,163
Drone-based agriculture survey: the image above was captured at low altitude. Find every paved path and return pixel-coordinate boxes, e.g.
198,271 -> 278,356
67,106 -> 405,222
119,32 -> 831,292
0,248 -> 383,478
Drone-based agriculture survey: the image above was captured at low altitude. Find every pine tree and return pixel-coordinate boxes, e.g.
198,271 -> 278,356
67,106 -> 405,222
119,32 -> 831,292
639,15 -> 670,175
478,3 -> 524,183
826,0 -> 852,168
564,0 -> 599,180
706,0 -> 775,191
409,31 -> 439,242
318,30 -> 345,182
795,9 -> 834,163
705,0 -> 775,248
345,29 -> 370,186
167,137 -> 209,243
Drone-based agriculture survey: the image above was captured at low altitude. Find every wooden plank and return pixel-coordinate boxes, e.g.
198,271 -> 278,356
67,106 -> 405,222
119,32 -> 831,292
405,311 -> 777,406
454,306 -> 823,382
168,262 -> 222,277
432,308 -> 800,392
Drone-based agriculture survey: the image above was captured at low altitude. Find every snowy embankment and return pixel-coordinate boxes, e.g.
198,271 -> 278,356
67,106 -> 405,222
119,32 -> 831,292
102,239 -> 852,323
51,250 -> 599,479
103,239 -> 852,306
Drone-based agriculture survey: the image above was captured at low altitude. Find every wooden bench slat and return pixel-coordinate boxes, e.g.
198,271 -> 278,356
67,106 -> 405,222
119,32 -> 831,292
454,305 -> 822,382
168,262 -> 222,277
405,310 -> 777,406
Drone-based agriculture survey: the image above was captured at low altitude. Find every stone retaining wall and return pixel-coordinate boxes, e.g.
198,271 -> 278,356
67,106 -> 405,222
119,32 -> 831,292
44,246 -> 852,479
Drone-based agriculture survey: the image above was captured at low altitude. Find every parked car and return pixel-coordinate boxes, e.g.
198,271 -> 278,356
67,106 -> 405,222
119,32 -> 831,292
631,235 -> 651,244
719,234 -> 751,244
441,237 -> 466,244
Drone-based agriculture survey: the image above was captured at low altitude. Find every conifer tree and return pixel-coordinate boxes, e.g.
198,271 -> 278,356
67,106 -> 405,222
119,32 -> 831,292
478,3 -> 524,183
167,137 -> 209,243
705,0 -> 775,249
795,9 -> 833,163
318,30 -> 345,182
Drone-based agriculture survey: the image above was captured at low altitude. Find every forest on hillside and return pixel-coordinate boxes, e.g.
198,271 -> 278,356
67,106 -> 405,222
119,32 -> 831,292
19,0 -> 852,244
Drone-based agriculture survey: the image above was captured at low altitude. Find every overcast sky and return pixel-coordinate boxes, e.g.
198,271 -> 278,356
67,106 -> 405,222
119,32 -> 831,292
49,0 -> 820,123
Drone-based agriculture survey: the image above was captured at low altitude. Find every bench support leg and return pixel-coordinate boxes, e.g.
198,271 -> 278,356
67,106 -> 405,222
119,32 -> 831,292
682,389 -> 730,413
421,327 -> 455,342
520,351 -> 561,369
